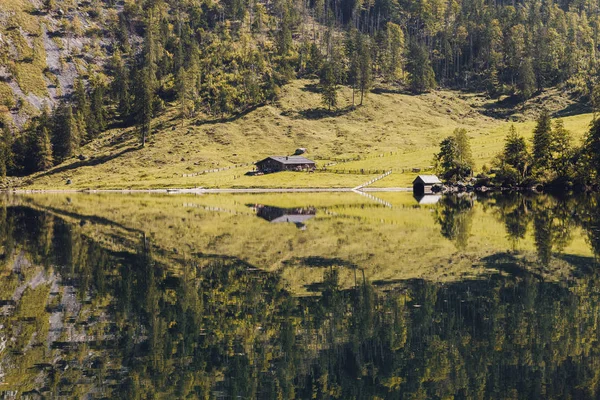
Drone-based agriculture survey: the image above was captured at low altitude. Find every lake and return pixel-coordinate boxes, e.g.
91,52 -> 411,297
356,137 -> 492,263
1,191 -> 599,399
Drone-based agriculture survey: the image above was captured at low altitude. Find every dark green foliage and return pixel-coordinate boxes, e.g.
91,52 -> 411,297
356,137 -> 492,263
35,127 -> 53,171
584,118 -> 600,184
407,41 -> 436,93
495,125 -> 531,185
6,0 -> 600,179
0,119 -> 12,179
320,61 -> 338,110
435,128 -> 474,181
518,57 -> 536,101
532,109 -> 553,171
51,103 -> 80,161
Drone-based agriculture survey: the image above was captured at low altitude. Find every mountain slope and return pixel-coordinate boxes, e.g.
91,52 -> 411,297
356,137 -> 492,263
24,79 -> 592,189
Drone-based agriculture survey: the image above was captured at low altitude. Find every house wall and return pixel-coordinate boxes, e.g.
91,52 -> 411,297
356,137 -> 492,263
257,160 -> 316,172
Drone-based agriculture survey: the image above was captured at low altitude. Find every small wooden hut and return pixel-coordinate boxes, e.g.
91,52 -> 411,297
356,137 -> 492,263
413,175 -> 442,195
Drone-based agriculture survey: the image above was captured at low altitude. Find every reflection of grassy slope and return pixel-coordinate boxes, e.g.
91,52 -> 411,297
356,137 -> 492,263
16,192 -> 595,294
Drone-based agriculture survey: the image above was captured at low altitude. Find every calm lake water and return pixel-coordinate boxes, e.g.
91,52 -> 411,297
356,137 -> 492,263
1,192 -> 599,399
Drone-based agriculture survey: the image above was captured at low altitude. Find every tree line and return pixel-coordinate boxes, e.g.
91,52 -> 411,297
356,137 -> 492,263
4,0 -> 600,176
435,111 -> 600,191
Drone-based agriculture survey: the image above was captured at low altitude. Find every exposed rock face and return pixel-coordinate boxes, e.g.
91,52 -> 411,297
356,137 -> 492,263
0,0 -> 117,127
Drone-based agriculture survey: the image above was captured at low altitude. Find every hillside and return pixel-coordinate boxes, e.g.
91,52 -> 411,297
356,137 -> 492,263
1,0 -> 598,189
20,79 -> 592,189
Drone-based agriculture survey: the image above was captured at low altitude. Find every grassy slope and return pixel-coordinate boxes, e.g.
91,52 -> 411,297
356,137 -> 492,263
17,192 -> 594,295
25,79 -> 594,190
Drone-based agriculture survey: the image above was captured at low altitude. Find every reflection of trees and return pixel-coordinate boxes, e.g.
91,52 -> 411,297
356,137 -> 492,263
1,201 -> 600,398
494,194 -> 533,246
434,195 -> 475,250
493,194 -> 578,266
577,195 -> 600,259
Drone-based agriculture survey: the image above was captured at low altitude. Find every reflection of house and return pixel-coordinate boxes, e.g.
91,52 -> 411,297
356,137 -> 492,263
413,175 -> 442,195
414,194 -> 442,205
249,204 -> 316,229
255,156 -> 316,173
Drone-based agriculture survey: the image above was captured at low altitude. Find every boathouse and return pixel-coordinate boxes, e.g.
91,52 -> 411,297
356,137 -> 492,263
413,175 -> 442,195
256,156 -> 316,173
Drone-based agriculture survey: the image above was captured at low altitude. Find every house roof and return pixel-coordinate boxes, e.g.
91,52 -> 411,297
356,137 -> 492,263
413,175 -> 442,185
257,156 -> 315,165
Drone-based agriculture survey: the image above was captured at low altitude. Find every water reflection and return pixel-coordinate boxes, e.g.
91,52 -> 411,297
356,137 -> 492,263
0,194 -> 599,398
249,204 -> 317,229
414,194 -> 442,205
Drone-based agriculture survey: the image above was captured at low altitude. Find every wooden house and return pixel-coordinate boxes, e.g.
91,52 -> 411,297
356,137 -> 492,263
256,156 -> 316,173
413,175 -> 442,195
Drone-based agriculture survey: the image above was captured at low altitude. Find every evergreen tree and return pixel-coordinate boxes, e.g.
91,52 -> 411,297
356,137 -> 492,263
52,103 -> 80,161
503,125 -> 530,180
357,33 -> 372,106
0,121 -> 12,179
135,66 -> 154,146
88,78 -> 107,140
407,41 -> 436,93
320,61 -> 338,111
584,118 -> 600,183
518,57 -> 536,101
532,109 -> 553,171
435,128 -> 473,180
381,22 -> 404,82
36,127 -> 54,171
454,128 -> 474,171
551,119 -> 573,178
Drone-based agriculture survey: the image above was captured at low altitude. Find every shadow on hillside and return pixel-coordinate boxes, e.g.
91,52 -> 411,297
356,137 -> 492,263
283,256 -> 359,270
185,103 -> 267,127
296,105 -> 356,120
481,95 -> 525,119
371,87 -> 414,96
300,83 -> 321,94
482,92 -> 591,120
35,146 -> 140,180
554,102 -> 592,118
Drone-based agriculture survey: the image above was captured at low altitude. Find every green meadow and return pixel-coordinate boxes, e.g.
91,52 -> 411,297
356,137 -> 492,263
24,80 -> 595,190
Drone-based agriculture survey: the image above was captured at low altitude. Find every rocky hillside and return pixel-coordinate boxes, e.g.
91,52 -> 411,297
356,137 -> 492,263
0,0 -> 119,126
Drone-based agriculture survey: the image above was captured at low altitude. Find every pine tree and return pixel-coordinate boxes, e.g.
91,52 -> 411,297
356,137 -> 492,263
407,41 -> 436,93
110,49 -> 132,119
52,103 -> 80,161
518,57 -> 536,101
0,121 -> 12,179
136,66 -> 154,147
532,109 -> 553,171
382,22 -> 404,82
357,33 -> 372,106
454,128 -> 474,171
88,78 -> 107,140
502,125 -> 530,182
584,118 -> 600,183
36,127 -> 54,171
551,119 -> 572,178
320,61 -> 338,111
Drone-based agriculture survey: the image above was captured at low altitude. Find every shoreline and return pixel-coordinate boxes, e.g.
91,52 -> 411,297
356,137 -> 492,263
9,187 -> 414,194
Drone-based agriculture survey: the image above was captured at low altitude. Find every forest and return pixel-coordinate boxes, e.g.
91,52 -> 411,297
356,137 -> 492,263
2,0 -> 600,180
